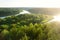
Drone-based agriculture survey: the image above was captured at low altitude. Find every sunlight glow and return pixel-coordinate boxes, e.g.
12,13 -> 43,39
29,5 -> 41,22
53,15 -> 60,21
47,15 -> 60,23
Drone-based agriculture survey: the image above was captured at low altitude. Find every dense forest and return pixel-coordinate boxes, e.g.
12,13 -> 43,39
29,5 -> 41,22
0,8 -> 60,40
0,8 -> 22,17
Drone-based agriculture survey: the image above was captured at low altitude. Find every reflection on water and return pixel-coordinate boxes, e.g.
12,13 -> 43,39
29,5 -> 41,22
15,10 -> 30,16
0,10 -> 31,19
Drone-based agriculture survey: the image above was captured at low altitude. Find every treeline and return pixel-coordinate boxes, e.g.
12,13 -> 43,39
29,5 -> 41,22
0,14 -> 57,40
0,14 -> 52,25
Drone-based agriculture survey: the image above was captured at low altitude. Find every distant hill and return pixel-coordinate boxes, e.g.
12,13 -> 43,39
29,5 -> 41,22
0,8 -> 22,17
0,8 -> 60,17
27,8 -> 60,15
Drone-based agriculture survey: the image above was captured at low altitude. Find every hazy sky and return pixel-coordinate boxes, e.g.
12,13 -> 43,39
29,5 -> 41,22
0,0 -> 60,7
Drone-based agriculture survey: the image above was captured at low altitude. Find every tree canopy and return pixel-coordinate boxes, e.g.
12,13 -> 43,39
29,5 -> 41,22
0,8 -> 22,17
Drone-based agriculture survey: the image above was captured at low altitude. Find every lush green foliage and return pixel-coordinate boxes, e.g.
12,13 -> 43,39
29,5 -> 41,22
0,14 -> 58,40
